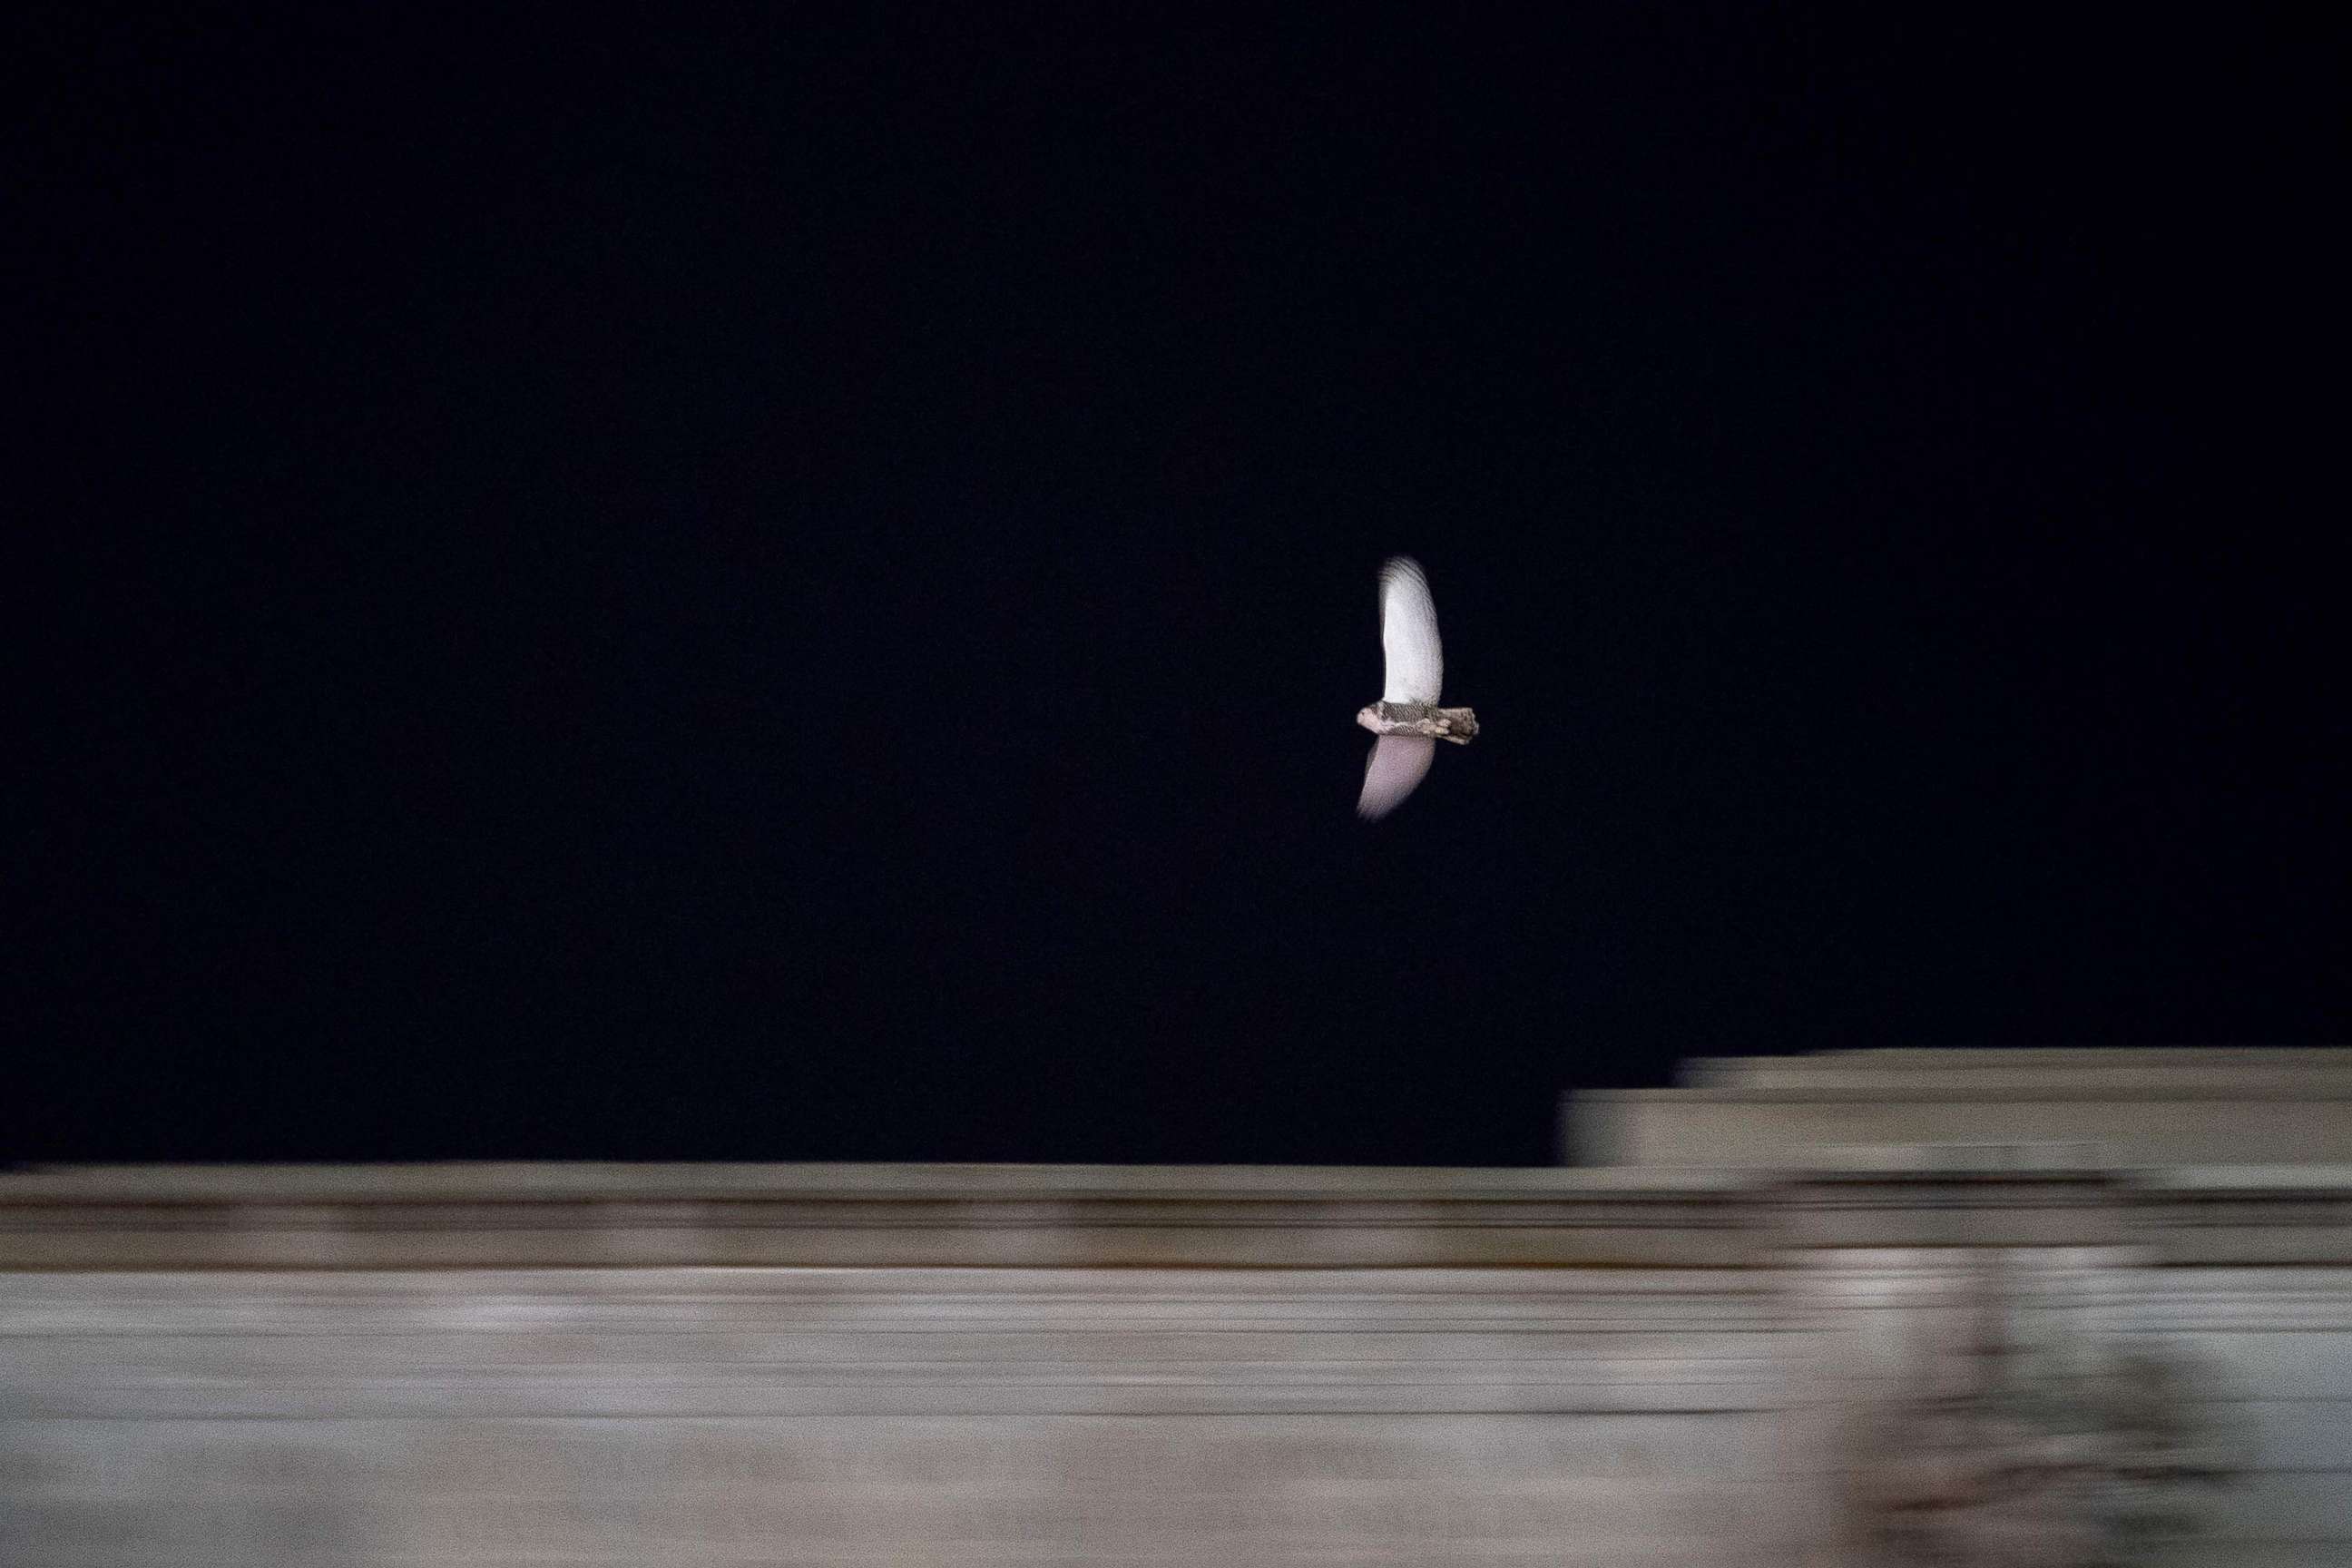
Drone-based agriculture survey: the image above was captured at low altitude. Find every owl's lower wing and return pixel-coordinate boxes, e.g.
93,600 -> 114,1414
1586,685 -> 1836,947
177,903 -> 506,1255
1357,734 -> 1436,821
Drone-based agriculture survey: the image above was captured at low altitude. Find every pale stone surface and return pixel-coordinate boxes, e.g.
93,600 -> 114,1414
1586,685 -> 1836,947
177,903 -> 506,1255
1,1264 -> 1802,1566
0,1162 -> 1762,1269
0,1267 -> 1795,1420
1,1417 -> 1802,1567
7,1050 -> 2350,1564
1688,1046 -> 2352,1092
1567,1047 -> 2352,1168
1788,1250 -> 2352,1563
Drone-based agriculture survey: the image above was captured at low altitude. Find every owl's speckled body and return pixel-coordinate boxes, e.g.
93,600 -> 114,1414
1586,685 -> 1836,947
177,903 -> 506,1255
1356,701 -> 1480,742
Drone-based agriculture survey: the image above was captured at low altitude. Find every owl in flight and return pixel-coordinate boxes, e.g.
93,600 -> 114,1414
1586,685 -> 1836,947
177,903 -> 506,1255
1356,555 -> 1479,820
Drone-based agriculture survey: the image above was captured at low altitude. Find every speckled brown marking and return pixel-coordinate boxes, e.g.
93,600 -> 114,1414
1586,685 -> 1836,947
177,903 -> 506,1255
1356,701 -> 1480,743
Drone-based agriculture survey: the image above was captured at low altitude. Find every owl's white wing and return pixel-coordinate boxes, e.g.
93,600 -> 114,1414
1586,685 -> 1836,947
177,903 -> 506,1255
1357,734 -> 1435,821
1378,555 -> 1444,704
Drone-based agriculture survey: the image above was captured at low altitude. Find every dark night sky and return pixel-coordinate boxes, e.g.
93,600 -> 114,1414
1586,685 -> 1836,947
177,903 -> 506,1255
14,7 -> 2347,1164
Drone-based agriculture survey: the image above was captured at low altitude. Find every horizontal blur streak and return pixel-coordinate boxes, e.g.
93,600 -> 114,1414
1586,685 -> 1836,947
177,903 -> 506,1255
4,1048 -> 2348,1563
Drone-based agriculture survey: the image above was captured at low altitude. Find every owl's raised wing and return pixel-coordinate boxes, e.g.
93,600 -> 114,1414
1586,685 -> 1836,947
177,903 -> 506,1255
1357,734 -> 1435,821
1378,556 -> 1444,705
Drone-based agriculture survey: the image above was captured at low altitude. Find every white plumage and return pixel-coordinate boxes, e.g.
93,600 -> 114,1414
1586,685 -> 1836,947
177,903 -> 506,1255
1377,556 -> 1445,705
1354,554 -> 1477,822
1357,733 -> 1436,822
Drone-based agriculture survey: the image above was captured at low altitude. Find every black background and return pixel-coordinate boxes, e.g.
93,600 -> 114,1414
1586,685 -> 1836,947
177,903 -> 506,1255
15,6 -> 2346,1164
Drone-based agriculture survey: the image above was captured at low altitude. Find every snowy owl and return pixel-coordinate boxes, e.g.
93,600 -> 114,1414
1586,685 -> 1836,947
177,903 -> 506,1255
1355,555 -> 1479,820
